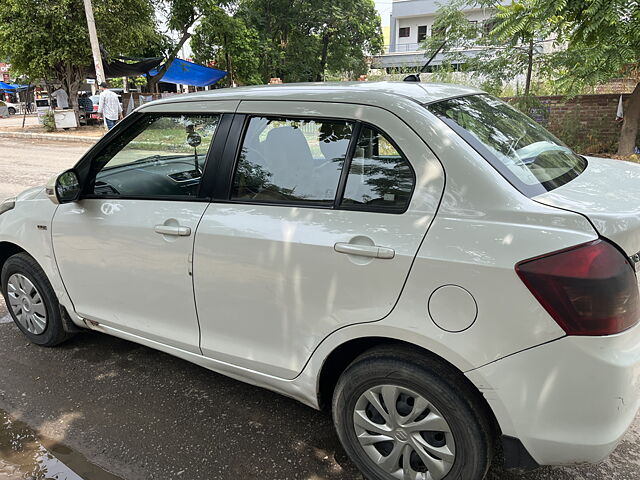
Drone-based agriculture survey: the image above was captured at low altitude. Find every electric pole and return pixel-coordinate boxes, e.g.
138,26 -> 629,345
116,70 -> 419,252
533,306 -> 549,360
83,0 -> 106,85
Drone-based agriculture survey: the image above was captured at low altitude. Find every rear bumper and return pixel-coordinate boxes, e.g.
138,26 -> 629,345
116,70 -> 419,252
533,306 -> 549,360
467,324 -> 640,465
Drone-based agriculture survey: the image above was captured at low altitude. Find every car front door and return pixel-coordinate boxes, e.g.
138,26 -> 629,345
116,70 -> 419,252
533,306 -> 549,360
52,103 -> 236,353
193,101 -> 445,378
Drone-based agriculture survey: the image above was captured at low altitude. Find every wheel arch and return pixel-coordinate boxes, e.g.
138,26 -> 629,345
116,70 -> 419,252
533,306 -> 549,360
0,242 -> 27,289
316,335 -> 500,438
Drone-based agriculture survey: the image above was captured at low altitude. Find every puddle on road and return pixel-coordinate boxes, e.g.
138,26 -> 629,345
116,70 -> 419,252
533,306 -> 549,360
0,408 -> 123,480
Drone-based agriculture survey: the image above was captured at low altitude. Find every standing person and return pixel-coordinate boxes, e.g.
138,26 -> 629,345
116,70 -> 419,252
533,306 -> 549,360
50,86 -> 69,109
97,82 -> 122,130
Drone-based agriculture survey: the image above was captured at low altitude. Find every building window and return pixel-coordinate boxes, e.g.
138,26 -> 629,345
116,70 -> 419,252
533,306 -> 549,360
399,27 -> 410,38
417,26 -> 428,42
483,19 -> 496,36
468,20 -> 479,37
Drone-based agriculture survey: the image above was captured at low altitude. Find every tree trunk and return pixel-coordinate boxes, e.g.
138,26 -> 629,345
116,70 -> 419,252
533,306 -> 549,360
146,26 -> 193,93
524,37 -> 534,97
223,33 -> 234,87
618,82 -> 640,156
317,33 -> 331,82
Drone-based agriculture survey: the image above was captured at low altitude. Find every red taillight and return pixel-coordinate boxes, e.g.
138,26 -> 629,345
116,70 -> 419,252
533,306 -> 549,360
516,239 -> 639,336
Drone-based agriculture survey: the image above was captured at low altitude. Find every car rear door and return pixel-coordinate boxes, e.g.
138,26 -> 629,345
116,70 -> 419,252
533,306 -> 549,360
193,101 -> 445,379
52,102 -> 237,353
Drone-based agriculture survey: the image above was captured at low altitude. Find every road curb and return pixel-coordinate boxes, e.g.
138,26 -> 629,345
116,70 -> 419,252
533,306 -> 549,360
0,131 -> 101,145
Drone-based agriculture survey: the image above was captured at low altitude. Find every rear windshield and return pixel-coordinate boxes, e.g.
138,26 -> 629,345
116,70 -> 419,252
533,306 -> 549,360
428,94 -> 587,195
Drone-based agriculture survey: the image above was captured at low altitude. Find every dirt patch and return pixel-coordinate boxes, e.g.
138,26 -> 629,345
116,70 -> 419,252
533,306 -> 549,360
1,124 -> 105,138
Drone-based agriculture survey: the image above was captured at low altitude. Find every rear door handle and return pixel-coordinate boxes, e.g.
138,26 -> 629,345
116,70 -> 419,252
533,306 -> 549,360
334,242 -> 395,259
154,225 -> 191,236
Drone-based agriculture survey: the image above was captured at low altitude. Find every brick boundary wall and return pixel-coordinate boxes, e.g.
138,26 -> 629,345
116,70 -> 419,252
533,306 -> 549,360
503,93 -> 631,153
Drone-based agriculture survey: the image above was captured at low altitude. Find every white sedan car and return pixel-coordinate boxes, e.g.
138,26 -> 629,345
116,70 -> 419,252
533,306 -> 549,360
1,83 -> 639,480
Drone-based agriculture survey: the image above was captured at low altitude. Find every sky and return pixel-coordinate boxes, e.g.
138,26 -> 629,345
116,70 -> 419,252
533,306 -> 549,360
375,0 -> 393,27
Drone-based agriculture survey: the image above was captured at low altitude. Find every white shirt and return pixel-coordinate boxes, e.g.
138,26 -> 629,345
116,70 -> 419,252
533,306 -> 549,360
51,89 -> 69,109
98,89 -> 122,120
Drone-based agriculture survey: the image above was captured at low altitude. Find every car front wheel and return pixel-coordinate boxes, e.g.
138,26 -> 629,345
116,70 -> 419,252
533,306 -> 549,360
1,253 -> 72,346
332,346 -> 494,480
7,107 -> 16,115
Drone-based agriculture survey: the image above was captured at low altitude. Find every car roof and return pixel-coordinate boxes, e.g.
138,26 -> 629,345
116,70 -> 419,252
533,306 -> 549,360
143,82 -> 482,110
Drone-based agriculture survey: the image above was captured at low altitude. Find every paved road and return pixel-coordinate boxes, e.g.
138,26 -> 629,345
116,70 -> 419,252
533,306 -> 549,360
0,138 -> 638,479
0,138 -> 88,200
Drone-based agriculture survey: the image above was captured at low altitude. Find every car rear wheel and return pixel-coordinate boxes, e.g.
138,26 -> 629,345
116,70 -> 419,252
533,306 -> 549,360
1,253 -> 73,346
332,346 -> 494,480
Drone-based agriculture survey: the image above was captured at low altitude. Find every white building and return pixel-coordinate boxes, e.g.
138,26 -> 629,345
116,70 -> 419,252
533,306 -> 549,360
373,0 -> 510,70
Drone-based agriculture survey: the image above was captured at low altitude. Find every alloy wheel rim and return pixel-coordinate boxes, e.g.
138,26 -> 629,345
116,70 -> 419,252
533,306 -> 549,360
353,384 -> 456,480
6,274 -> 47,335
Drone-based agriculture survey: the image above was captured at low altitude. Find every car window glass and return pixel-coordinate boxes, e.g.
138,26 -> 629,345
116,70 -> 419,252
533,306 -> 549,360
231,117 -> 353,204
91,114 -> 219,198
341,126 -> 414,212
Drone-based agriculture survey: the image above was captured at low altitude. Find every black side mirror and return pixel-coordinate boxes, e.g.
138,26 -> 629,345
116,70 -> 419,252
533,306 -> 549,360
46,169 -> 81,204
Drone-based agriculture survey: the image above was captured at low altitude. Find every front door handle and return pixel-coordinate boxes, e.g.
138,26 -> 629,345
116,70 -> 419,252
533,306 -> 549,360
334,242 -> 395,259
154,225 -> 191,236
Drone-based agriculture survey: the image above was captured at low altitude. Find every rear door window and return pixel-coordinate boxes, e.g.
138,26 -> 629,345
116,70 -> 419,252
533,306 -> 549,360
231,117 -> 353,205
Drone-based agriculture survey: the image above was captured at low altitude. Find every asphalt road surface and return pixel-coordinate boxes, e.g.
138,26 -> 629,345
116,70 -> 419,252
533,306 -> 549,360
0,138 -> 638,479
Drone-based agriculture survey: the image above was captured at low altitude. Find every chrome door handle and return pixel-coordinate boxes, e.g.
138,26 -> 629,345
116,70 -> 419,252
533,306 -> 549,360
334,242 -> 395,259
154,225 -> 191,236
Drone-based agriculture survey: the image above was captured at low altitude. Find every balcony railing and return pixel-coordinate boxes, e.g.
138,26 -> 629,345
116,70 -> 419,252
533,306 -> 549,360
381,43 -> 425,54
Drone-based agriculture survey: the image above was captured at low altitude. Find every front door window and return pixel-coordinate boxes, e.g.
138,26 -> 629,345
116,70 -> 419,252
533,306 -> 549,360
90,114 -> 220,198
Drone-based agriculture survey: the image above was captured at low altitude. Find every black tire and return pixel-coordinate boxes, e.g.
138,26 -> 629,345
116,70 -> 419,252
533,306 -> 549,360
8,107 -> 16,115
332,345 -> 494,480
1,253 -> 73,346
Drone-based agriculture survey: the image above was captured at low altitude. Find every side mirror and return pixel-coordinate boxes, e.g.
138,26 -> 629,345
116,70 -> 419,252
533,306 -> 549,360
46,169 -> 81,204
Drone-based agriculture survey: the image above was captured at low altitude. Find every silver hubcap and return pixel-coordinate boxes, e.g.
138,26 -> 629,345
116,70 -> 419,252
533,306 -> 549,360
353,385 -> 456,480
6,274 -> 47,335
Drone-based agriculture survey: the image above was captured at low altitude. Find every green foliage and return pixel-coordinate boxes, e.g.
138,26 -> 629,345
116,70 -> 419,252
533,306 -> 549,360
191,7 -> 262,85
422,0 -> 559,96
497,0 -> 640,154
42,110 -> 56,132
147,0 -> 230,88
0,0 -> 159,103
234,0 -> 383,82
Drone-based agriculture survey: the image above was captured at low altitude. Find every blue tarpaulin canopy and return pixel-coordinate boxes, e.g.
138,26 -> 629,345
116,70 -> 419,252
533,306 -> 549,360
0,82 -> 27,90
149,59 -> 227,87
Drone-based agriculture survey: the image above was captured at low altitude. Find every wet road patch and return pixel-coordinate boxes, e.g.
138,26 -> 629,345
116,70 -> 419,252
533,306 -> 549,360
0,409 -> 123,480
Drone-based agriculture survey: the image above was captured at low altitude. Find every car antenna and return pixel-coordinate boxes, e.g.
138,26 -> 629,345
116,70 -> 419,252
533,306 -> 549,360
403,41 -> 446,83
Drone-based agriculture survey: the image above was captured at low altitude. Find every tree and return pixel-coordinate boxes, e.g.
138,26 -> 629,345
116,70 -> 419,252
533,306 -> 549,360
0,0 -> 158,110
235,0 -> 383,83
191,7 -> 262,85
310,0 -> 383,81
496,0 -> 640,155
146,0 -> 228,92
422,0 -> 556,97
